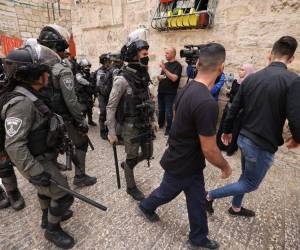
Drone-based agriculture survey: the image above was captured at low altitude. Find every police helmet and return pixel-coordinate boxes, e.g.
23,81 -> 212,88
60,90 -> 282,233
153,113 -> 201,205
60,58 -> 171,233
109,52 -> 123,62
23,38 -> 39,47
3,44 -> 61,82
79,58 -> 91,68
99,53 -> 110,65
38,24 -> 70,52
121,39 -> 149,62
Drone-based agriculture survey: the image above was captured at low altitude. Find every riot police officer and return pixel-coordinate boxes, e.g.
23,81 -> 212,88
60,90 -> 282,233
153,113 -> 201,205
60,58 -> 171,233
96,53 -> 112,139
38,24 -> 97,187
108,52 -> 124,80
1,44 -> 75,248
0,59 -> 25,210
76,59 -> 97,126
106,34 -> 158,201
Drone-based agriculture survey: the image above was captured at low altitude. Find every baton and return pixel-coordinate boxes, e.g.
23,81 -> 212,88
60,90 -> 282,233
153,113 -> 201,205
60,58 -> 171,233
50,179 -> 107,211
112,144 -> 121,189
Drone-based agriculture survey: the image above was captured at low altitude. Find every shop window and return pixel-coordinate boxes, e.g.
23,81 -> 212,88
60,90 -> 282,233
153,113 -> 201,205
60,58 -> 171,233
151,0 -> 218,31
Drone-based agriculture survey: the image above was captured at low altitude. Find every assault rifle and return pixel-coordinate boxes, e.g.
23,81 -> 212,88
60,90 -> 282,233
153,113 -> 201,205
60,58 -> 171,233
129,100 -> 155,168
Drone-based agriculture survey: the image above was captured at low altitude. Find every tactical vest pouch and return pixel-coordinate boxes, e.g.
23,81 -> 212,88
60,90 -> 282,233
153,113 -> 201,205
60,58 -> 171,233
141,140 -> 153,160
28,129 -> 49,157
47,115 -> 64,149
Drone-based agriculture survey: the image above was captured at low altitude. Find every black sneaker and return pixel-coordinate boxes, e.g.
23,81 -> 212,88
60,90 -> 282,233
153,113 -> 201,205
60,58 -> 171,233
205,192 -> 214,215
126,186 -> 145,201
138,203 -> 160,222
228,207 -> 255,217
186,239 -> 220,250
164,130 -> 169,136
73,175 -> 97,187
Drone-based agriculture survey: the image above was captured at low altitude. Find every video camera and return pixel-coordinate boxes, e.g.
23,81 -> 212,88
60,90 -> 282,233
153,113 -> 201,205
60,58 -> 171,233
180,44 -> 206,66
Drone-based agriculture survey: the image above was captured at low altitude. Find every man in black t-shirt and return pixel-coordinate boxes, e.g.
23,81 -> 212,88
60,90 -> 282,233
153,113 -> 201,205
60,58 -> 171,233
139,43 -> 232,250
157,48 -> 182,135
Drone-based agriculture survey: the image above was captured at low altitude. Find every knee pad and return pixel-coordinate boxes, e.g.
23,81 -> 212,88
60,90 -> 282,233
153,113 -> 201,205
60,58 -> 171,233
0,160 -> 14,178
49,194 -> 74,217
126,158 -> 138,169
38,193 -> 51,201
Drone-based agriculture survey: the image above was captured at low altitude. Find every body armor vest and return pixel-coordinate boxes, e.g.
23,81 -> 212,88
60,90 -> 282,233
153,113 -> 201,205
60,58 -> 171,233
1,87 -> 62,157
116,67 -> 152,127
40,66 -> 71,120
75,72 -> 94,104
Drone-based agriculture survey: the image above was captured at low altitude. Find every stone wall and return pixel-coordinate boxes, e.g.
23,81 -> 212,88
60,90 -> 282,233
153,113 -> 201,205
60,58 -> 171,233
71,0 -> 300,82
0,0 -> 72,40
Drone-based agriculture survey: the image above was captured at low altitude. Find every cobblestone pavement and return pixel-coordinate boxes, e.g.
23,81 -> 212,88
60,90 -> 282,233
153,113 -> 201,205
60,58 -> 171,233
1,113 -> 300,250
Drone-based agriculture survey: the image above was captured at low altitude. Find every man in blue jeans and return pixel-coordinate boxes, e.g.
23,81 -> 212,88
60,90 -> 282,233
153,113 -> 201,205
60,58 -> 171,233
139,43 -> 232,249
157,48 -> 182,135
206,36 -> 300,217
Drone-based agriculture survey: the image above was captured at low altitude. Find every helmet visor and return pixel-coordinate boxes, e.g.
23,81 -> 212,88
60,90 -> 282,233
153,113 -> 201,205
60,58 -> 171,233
30,44 -> 61,68
47,24 -> 70,42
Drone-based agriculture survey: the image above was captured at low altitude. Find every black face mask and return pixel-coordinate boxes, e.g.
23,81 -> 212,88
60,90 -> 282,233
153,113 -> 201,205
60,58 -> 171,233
139,56 -> 149,67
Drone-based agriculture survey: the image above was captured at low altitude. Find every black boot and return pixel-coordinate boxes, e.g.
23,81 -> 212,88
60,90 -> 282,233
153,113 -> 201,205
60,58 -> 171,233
73,150 -> 97,187
88,120 -> 97,126
73,174 -> 97,187
7,189 -> 25,211
0,186 -> 10,209
45,222 -> 75,249
127,186 -> 145,201
41,209 -> 73,229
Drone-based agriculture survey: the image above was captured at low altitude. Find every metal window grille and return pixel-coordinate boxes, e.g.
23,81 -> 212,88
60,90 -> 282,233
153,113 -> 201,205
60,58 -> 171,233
151,0 -> 218,32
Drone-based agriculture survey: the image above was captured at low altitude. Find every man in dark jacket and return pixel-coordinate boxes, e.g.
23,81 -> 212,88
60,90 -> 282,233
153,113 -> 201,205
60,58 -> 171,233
206,36 -> 300,217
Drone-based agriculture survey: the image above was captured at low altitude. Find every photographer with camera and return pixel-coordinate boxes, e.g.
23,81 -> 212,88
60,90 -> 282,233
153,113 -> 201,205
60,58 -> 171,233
157,48 -> 182,136
139,43 -> 232,250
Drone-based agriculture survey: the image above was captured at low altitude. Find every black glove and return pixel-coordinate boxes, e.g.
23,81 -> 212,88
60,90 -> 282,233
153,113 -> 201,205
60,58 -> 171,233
29,172 -> 51,187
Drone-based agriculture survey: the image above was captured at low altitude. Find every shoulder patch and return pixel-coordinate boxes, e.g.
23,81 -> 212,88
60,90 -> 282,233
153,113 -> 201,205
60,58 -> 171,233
5,117 -> 22,137
63,77 -> 74,90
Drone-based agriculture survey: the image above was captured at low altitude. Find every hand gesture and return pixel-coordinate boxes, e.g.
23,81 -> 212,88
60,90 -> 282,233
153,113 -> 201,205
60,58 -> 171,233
159,60 -> 166,71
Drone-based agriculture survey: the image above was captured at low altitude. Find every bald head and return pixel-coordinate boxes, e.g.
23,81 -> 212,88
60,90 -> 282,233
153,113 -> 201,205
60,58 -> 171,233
165,47 -> 176,62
